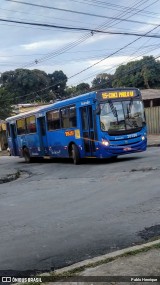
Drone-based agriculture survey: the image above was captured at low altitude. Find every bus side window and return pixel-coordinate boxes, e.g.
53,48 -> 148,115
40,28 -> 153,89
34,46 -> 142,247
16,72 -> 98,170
47,110 -> 60,130
81,107 -> 88,130
17,119 -> 26,135
61,107 -> 70,128
69,105 -> 77,127
26,116 -> 37,133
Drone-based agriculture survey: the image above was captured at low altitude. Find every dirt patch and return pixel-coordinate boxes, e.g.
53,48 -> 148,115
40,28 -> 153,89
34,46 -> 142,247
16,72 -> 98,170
130,167 -> 158,172
138,225 -> 160,241
0,170 -> 29,184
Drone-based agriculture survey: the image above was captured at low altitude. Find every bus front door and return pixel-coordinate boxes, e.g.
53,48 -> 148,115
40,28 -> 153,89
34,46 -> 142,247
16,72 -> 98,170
10,123 -> 19,156
81,105 -> 96,157
37,116 -> 49,156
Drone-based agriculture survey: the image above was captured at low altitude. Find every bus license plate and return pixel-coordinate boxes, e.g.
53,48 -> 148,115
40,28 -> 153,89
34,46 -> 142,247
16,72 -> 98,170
124,147 -> 132,151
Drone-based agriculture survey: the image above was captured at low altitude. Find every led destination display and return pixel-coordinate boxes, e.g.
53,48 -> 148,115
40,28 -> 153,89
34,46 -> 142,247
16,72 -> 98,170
101,90 -> 135,99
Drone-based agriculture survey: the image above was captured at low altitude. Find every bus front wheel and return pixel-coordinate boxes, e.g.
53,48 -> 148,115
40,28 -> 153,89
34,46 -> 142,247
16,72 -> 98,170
23,148 -> 32,163
71,144 -> 80,165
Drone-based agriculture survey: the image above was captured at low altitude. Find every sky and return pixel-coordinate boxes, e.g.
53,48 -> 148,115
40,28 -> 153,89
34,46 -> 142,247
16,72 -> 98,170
1,0 -> 160,87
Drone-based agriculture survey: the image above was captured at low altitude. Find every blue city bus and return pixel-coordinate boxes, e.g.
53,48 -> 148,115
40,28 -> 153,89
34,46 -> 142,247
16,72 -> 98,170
6,88 -> 147,164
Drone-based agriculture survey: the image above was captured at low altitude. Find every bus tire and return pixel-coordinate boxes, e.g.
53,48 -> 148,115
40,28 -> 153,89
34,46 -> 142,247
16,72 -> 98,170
71,144 -> 80,165
23,147 -> 32,163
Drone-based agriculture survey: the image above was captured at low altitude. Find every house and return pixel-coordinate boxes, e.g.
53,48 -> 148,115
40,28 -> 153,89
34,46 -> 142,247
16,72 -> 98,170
141,89 -> 160,107
141,89 -> 160,134
0,120 -> 7,151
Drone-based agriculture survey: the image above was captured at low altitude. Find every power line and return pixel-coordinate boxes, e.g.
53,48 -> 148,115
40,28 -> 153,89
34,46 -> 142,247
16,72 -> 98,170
10,0 -> 154,70
1,18 -> 160,38
1,0 -> 159,101
1,52 -> 160,104
100,0 -> 159,31
0,7 -> 93,25
5,0 -> 160,27
19,0 -> 148,69
68,0 -> 160,17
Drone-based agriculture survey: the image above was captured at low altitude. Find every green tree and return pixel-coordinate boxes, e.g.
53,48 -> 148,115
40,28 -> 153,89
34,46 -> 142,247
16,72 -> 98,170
92,73 -> 113,89
48,70 -> 67,99
0,88 -> 12,120
113,56 -> 160,88
65,86 -> 77,97
0,69 -> 50,103
76,83 -> 90,94
0,69 -> 68,103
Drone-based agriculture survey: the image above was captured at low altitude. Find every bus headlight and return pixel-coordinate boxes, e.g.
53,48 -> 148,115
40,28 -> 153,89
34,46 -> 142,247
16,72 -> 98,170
102,139 -> 110,146
141,136 -> 145,141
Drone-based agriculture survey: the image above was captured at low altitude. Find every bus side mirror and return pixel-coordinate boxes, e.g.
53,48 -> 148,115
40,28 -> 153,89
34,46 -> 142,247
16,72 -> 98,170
96,105 -> 101,115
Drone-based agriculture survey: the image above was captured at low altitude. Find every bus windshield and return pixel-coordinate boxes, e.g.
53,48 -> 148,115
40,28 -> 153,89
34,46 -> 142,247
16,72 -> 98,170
100,99 -> 145,133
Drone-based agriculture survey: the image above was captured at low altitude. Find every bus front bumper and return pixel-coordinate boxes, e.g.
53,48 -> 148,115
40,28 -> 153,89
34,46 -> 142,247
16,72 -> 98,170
99,139 -> 147,158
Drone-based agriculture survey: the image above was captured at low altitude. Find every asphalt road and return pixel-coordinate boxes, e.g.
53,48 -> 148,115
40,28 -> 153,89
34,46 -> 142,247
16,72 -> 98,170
0,148 -> 160,275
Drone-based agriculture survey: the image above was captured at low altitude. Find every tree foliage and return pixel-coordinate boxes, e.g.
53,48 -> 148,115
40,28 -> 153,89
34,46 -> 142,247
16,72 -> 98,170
66,82 -> 90,97
0,88 -> 12,120
48,70 -> 67,99
0,69 -> 68,103
92,73 -> 113,89
2,56 -> 160,115
113,56 -> 160,88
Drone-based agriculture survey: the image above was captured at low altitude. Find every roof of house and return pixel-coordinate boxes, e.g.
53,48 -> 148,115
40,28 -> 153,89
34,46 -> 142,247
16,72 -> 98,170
141,89 -> 160,100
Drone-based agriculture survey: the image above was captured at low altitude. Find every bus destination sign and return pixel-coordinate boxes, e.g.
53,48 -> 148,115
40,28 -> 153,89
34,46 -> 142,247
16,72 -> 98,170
101,90 -> 135,100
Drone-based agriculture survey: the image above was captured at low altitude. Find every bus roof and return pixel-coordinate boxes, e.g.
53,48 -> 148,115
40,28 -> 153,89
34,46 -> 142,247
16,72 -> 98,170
6,87 -> 140,122
6,91 -> 96,121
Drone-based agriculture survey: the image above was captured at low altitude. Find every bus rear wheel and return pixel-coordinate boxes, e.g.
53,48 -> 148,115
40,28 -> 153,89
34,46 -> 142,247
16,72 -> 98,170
23,148 -> 32,163
71,144 -> 80,165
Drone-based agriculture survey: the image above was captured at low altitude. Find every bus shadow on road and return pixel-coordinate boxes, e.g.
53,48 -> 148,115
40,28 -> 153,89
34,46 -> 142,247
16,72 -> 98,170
80,156 -> 143,165
17,155 -> 143,165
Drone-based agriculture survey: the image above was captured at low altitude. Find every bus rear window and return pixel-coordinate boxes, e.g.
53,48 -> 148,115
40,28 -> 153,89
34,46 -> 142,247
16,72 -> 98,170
26,116 -> 37,133
17,119 -> 26,135
47,110 -> 60,130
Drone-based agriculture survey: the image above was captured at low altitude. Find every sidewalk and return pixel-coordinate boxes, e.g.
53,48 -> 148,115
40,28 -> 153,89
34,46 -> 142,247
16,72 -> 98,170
40,240 -> 160,285
147,134 -> 160,147
0,155 -> 19,184
0,150 -> 9,156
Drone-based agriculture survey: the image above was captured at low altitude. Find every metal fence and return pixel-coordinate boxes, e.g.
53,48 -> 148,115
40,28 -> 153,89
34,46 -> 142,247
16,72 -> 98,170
145,106 -> 160,134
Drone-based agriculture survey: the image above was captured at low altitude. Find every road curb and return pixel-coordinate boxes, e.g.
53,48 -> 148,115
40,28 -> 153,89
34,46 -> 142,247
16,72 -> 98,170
52,239 -> 160,275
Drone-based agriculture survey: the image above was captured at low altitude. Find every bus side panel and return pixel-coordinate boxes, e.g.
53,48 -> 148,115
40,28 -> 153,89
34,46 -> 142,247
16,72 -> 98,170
8,123 -> 19,156
17,134 -> 42,157
7,137 -> 18,156
46,130 -> 82,158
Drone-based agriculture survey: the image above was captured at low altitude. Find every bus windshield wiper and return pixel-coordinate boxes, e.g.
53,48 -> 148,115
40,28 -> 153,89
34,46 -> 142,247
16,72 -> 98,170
126,99 -> 139,128
108,100 -> 118,118
127,98 -> 133,117
108,100 -> 119,124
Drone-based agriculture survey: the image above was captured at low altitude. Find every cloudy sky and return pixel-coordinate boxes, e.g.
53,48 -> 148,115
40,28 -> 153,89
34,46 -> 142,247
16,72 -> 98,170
1,0 -> 160,86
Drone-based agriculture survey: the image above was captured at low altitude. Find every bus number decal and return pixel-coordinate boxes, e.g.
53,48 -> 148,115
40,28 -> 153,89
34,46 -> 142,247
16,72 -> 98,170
75,129 -> 80,139
65,130 -> 75,136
